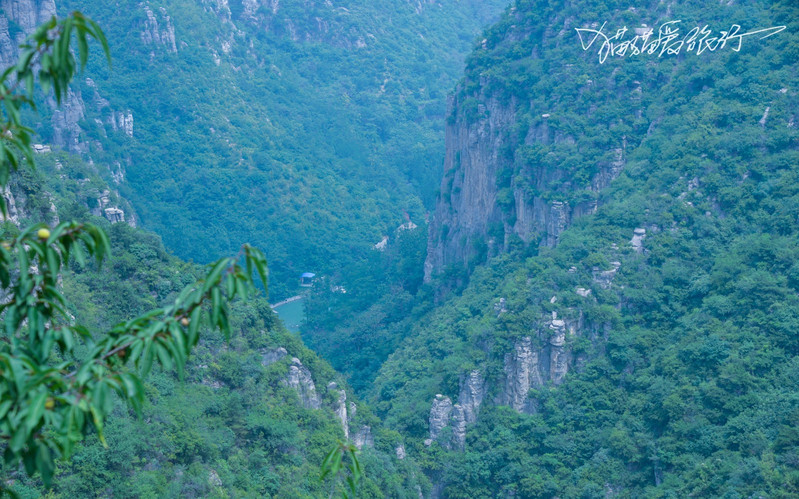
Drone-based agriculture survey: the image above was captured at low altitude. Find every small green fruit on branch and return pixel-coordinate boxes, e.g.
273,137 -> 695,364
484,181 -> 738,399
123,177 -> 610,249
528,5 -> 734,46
0,222 -> 269,488
0,11 -> 272,491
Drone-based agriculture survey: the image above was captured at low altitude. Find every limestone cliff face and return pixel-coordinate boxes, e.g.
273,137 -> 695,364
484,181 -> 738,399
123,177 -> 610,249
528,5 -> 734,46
284,357 -> 321,409
427,394 -> 452,444
0,0 -> 56,71
50,89 -> 87,153
424,92 -> 515,280
426,315 -> 591,447
140,3 -> 178,55
328,382 -> 349,439
423,9 -> 634,281
426,370 -> 484,450
424,87 -> 626,280
501,336 -> 541,413
498,312 -> 583,414
0,1 -> 134,154
425,311 -> 591,448
0,0 -> 55,66
276,355 -> 373,447
0,1 -> 81,151
457,369 -> 485,425
352,425 -> 374,450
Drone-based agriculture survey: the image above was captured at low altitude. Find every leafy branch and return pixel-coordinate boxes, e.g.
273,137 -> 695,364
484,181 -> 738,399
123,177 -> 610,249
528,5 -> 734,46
321,440 -> 362,499
0,222 -> 268,486
0,11 -> 272,491
0,12 -> 109,211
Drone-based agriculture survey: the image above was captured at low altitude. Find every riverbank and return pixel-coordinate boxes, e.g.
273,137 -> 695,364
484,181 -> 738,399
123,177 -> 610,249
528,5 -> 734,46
270,295 -> 303,309
272,296 -> 305,333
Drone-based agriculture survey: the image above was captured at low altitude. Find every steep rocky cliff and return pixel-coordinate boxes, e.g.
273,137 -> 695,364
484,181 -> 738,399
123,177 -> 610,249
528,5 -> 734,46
424,369 -> 485,450
371,0 -> 798,494
425,5 -> 643,280
21,0 -> 512,301
0,0 -> 55,66
0,1 -> 136,158
140,3 -> 177,54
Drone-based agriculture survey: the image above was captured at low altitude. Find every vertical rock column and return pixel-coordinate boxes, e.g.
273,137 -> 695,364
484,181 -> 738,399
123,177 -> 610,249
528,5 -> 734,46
283,357 -> 320,409
501,336 -> 543,413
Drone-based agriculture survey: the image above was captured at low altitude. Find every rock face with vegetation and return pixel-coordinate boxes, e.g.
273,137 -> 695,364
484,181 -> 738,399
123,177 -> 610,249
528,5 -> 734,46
0,150 -> 426,497
284,357 -> 321,409
501,336 -> 542,413
17,0 -> 510,301
424,11 -> 635,280
361,0 -> 799,496
3,0 -> 799,497
0,0 -> 55,65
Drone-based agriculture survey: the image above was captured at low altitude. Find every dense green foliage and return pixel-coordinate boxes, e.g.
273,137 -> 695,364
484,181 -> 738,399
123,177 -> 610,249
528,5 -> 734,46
0,14 -> 425,495
306,0 -> 799,496
47,0 -> 508,299
0,18 -> 282,492
303,219 -> 428,393
1,150 -> 426,498
6,0 -> 799,497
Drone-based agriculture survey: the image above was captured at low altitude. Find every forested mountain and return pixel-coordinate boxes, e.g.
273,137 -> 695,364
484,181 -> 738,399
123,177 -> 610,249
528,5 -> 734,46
10,0 -> 509,299
0,151 -> 428,497
3,0 -> 799,497
352,0 -> 799,496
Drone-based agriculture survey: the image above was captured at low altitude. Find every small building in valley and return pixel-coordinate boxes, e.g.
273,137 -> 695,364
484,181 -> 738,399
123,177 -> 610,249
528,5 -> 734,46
300,272 -> 316,287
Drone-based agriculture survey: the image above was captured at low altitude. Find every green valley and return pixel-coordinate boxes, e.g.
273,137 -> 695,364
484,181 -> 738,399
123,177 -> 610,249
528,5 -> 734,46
2,0 -> 799,497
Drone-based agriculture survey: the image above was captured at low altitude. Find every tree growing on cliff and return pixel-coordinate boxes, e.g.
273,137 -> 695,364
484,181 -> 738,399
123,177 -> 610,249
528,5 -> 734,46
0,12 -> 268,490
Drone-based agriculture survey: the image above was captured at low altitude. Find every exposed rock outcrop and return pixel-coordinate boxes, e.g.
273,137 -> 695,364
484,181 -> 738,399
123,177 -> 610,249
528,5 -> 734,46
328,381 -> 349,439
0,17 -> 18,69
109,111 -> 134,138
592,261 -> 621,290
458,370 -> 485,425
493,297 -> 507,316
424,93 -> 516,281
427,394 -> 453,444
267,351 -> 356,440
1,185 -> 21,226
208,469 -> 223,487
499,312 -> 584,413
260,346 -> 287,366
449,404 -> 467,450
352,425 -> 373,449
283,357 -> 320,409
141,3 -> 178,54
50,89 -> 86,153
426,370 -> 485,450
548,318 -> 569,384
88,189 -> 132,225
104,207 -> 126,224
501,336 -> 542,413
0,0 -> 55,32
0,0 -> 56,66
630,228 -> 646,253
